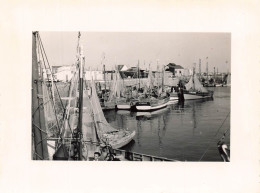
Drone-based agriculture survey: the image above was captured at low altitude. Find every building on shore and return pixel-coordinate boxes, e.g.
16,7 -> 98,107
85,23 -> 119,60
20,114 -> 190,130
51,65 -> 75,82
166,63 -> 189,77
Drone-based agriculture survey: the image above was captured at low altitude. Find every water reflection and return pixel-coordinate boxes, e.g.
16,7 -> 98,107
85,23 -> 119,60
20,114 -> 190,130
136,107 -> 170,120
137,119 -> 141,147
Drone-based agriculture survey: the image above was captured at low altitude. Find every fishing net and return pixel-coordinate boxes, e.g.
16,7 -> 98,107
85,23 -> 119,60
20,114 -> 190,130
42,79 -> 59,137
88,79 -> 118,134
61,67 -> 79,138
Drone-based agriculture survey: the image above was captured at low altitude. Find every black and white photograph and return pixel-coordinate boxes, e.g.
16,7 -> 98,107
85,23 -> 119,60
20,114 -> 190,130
1,1 -> 259,193
32,31 -> 231,161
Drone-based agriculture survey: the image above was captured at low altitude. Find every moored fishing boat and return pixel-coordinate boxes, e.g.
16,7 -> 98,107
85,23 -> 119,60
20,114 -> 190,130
136,106 -> 169,118
184,68 -> 213,100
116,98 -> 132,110
169,92 -> 178,101
88,77 -> 136,149
135,64 -> 170,111
109,68 -> 136,110
226,73 -> 231,86
135,96 -> 169,111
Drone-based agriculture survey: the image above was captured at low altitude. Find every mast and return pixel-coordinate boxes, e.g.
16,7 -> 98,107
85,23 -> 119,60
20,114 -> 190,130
32,32 -> 49,160
138,60 -> 140,90
206,57 -> 209,82
199,58 -> 201,80
162,65 -> 165,92
192,63 -> 196,90
214,67 -> 216,83
103,64 -> 106,93
217,67 -> 218,83
102,53 -> 106,94
157,60 -> 159,87
77,32 -> 84,160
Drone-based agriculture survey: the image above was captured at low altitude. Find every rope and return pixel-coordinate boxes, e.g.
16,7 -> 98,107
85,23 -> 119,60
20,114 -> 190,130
38,40 -> 63,138
38,34 -> 66,111
37,34 -> 70,141
59,69 -> 79,140
32,122 -> 48,134
34,152 -> 44,160
198,112 -> 230,161
34,61 -> 45,156
218,129 -> 230,144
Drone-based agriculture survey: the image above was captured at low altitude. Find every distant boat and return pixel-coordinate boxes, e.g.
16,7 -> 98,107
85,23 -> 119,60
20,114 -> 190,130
215,84 -> 226,87
226,73 -> 231,86
184,68 -> 213,100
203,81 -> 216,87
169,92 -> 178,101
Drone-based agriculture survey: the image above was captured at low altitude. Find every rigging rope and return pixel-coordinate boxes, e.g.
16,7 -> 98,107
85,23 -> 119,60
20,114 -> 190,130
38,34 -> 66,111
37,35 -> 63,138
198,111 -> 230,161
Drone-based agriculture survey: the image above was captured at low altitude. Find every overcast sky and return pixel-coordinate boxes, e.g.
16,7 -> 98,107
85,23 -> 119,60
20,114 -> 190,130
39,32 -> 231,72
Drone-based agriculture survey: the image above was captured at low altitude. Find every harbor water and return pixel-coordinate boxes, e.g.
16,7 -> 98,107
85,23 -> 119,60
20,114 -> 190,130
104,87 -> 230,161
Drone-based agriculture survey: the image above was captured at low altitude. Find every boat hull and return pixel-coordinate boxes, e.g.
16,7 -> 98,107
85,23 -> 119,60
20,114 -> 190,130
135,97 -> 169,111
116,104 -> 131,110
136,103 -> 167,111
169,92 -> 178,101
170,96 -> 178,101
184,92 -> 213,100
109,130 -> 136,149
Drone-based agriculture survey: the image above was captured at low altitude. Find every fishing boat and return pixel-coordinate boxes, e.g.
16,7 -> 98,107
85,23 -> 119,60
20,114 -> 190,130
99,59 -> 117,110
136,106 -> 170,119
203,81 -> 216,87
226,73 -> 231,86
135,96 -> 169,111
169,92 -> 178,101
110,69 -> 133,110
135,65 -> 169,111
184,67 -> 213,100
